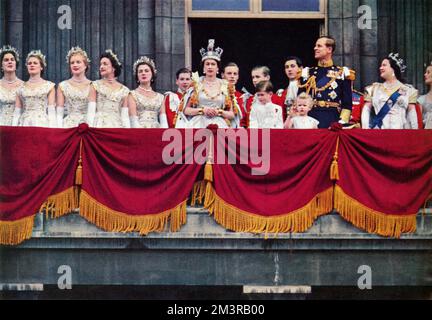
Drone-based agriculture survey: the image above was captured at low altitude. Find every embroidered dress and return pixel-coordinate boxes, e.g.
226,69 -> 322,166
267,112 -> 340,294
131,90 -> 164,128
249,102 -> 284,129
418,94 -> 432,129
17,81 -> 55,127
93,80 -> 129,128
291,115 -> 319,129
0,83 -> 22,126
59,81 -> 90,128
364,81 -> 418,129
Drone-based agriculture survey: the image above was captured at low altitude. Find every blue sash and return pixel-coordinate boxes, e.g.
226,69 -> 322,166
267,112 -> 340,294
370,90 -> 401,129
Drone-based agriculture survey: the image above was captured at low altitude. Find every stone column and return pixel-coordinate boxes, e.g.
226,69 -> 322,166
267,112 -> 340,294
359,0 -> 378,90
6,0 -> 24,78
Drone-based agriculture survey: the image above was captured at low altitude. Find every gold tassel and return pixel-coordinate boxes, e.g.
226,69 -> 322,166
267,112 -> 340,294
40,187 -> 79,219
0,215 -> 34,245
204,184 -> 333,234
79,190 -> 187,234
75,139 -> 83,186
204,162 -> 213,182
330,136 -> 340,181
334,185 -> 416,238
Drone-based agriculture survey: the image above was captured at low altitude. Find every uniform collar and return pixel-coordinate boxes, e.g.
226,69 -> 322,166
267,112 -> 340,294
318,59 -> 334,67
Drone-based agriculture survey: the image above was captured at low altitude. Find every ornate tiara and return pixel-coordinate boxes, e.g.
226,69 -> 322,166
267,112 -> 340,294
200,39 -> 223,62
26,50 -> 47,68
133,56 -> 157,75
0,45 -> 20,63
105,49 -> 122,67
388,52 -> 407,73
66,46 -> 90,64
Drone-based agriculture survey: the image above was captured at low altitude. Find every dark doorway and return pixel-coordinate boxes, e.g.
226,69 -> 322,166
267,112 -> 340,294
191,19 -> 321,93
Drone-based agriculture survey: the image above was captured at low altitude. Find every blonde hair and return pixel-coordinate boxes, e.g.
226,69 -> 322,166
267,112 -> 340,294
295,92 -> 313,108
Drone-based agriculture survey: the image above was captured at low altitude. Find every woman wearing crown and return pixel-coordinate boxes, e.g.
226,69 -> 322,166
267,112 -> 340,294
0,45 -> 24,126
361,53 -> 418,129
418,61 -> 432,129
128,56 -> 167,128
87,49 -> 130,128
56,47 -> 92,128
176,39 -> 240,129
13,50 -> 56,127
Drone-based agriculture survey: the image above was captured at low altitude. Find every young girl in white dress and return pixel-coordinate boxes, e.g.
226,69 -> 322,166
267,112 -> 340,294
284,92 -> 319,129
13,50 -> 56,127
87,50 -> 130,128
0,45 -> 23,126
128,56 -> 167,128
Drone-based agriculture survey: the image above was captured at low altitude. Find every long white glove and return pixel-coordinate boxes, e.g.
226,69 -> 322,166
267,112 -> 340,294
12,107 -> 22,126
56,106 -> 64,128
407,108 -> 418,129
87,102 -> 96,127
361,105 -> 371,129
47,105 -> 56,128
159,113 -> 169,128
121,107 -> 130,128
130,115 -> 140,128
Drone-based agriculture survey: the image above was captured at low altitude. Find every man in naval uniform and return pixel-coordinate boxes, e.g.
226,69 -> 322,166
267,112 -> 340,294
298,36 -> 355,129
164,68 -> 192,128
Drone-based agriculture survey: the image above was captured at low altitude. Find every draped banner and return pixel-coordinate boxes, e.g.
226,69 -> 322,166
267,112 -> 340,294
200,129 -> 337,234
79,127 -> 203,235
334,130 -> 432,237
1,126 -> 431,245
0,127 -> 80,245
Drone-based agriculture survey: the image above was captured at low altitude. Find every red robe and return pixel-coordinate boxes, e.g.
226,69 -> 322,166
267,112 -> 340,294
164,90 -> 184,128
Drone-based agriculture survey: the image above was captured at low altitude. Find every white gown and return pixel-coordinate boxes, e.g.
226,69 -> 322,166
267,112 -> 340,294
130,90 -> 164,128
249,102 -> 284,129
0,83 -> 22,126
363,81 -> 418,129
17,81 -> 55,127
418,95 -> 432,129
93,80 -> 130,128
59,81 -> 90,128
291,116 -> 319,129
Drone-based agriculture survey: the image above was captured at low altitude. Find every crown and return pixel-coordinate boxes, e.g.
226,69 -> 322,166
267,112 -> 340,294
388,52 -> 407,73
66,46 -> 90,64
133,56 -> 157,75
0,45 -> 20,63
26,50 -> 47,68
105,49 -> 122,67
200,39 -> 223,62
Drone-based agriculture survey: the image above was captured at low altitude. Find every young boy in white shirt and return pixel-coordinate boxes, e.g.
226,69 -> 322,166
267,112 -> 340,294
284,92 -> 319,129
249,81 -> 284,129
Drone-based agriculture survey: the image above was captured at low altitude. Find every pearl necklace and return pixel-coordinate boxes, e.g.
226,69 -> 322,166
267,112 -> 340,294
138,86 -> 152,92
1,77 -> 18,85
71,77 -> 88,84
28,77 -> 44,83
103,77 -> 117,84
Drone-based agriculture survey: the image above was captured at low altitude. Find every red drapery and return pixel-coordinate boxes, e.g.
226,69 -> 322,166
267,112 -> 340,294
1,126 -> 431,245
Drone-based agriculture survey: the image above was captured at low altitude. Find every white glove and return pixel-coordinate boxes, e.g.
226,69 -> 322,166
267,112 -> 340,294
121,107 -> 130,128
12,107 -> 22,126
47,105 -> 56,128
130,116 -> 140,128
159,113 -> 169,128
361,105 -> 371,129
87,102 -> 96,127
407,108 -> 418,129
56,106 -> 64,128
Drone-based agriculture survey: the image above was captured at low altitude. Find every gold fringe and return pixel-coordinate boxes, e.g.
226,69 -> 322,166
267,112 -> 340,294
79,190 -> 187,234
204,184 -> 333,234
40,187 -> 79,219
190,162 -> 214,206
330,136 -> 340,181
334,185 -> 416,238
0,215 -> 34,245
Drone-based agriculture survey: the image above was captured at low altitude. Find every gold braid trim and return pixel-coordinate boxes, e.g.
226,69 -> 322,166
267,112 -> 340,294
334,185 -> 417,238
0,215 -> 34,245
79,190 -> 187,234
204,184 -> 333,235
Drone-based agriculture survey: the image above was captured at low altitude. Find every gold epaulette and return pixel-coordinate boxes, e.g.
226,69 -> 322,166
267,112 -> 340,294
347,69 -> 356,81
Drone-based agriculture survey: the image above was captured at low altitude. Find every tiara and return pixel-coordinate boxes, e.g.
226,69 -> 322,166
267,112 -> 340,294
388,52 -> 407,73
105,49 -> 122,67
0,45 -> 20,63
27,50 -> 47,68
66,46 -> 90,64
200,39 -> 223,62
133,56 -> 157,75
